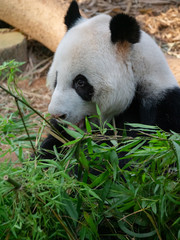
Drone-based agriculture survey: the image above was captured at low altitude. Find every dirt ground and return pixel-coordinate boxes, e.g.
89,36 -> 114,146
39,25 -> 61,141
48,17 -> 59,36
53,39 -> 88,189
166,55 -> 180,83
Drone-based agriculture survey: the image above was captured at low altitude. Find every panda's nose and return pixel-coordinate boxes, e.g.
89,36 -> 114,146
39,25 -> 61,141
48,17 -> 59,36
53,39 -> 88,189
52,114 -> 67,120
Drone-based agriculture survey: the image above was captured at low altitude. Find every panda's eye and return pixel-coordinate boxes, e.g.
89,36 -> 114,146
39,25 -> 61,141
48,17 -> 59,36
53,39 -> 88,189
72,74 -> 94,102
74,75 -> 87,88
76,79 -> 85,87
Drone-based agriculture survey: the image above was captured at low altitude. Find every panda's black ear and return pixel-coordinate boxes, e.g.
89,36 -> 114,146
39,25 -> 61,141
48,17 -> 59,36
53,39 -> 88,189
110,13 -> 140,44
64,1 -> 81,30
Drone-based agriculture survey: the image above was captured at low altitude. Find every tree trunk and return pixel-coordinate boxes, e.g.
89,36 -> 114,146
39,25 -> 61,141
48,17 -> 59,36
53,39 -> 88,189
0,0 -> 71,52
0,29 -> 27,69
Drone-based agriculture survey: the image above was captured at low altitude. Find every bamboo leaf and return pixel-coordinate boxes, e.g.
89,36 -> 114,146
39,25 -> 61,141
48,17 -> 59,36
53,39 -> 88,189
85,117 -> 92,133
84,212 -> 98,237
172,140 -> 180,177
119,221 -> 156,238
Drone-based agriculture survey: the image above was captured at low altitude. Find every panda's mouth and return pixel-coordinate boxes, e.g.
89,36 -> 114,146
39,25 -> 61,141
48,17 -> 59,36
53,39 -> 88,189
68,118 -> 85,131
53,115 -> 86,131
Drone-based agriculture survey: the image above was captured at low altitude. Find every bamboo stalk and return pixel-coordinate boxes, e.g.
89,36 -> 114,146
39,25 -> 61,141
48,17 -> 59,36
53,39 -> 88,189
3,175 -> 21,189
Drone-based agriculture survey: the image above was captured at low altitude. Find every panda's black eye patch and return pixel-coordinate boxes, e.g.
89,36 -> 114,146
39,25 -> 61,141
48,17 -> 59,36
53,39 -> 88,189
72,74 -> 94,101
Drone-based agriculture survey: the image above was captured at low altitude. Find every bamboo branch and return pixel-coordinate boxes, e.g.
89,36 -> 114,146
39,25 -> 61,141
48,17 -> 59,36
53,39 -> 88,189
0,85 -> 67,141
15,98 -> 36,155
0,84 -> 68,145
3,175 -> 21,189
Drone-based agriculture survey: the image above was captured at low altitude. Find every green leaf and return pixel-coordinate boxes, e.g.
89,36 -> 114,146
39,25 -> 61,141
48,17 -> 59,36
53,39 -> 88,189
88,189 -> 101,200
63,195 -> 78,225
90,171 -> 109,188
96,104 -> 101,117
61,119 -> 84,135
119,221 -> 156,238
142,173 -> 146,183
63,126 -> 83,139
87,138 -> 93,155
63,138 -> 81,146
126,140 -> 146,156
167,194 -> 180,205
85,117 -> 92,133
160,195 -> 166,221
151,202 -> 157,214
126,123 -> 159,131
172,140 -> 180,177
118,200 -> 135,211
109,150 -> 119,181
172,217 -> 180,226
84,212 -> 98,237
79,150 -> 89,171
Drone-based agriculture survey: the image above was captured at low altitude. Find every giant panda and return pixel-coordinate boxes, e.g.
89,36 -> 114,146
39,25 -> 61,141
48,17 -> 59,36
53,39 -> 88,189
39,0 -> 180,159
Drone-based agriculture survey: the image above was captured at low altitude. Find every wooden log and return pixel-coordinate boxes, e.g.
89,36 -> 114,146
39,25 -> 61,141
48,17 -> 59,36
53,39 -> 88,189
0,29 -> 27,70
0,0 -> 71,52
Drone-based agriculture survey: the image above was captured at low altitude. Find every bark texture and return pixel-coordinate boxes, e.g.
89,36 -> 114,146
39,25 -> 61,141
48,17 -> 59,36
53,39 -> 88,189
0,0 -> 71,52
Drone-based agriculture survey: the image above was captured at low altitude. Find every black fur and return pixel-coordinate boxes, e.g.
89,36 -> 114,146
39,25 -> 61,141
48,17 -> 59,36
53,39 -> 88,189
155,87 -> 180,132
37,119 -> 73,159
72,74 -> 94,101
54,71 -> 58,89
110,13 -> 140,44
64,1 -> 81,30
115,86 -> 180,133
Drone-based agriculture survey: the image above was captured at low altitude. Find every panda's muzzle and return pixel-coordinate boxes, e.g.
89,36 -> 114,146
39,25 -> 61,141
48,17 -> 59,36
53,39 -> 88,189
52,114 -> 67,120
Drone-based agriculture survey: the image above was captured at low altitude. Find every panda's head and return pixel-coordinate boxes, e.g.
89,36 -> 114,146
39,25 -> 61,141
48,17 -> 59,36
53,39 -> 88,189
47,1 -> 140,126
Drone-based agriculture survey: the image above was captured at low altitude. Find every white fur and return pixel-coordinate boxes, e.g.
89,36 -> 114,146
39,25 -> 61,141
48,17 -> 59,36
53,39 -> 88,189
47,14 -> 177,123
131,31 -> 177,99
